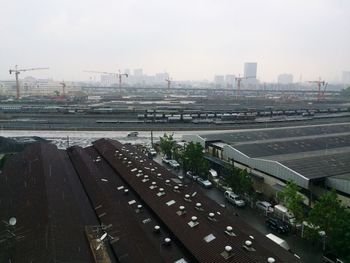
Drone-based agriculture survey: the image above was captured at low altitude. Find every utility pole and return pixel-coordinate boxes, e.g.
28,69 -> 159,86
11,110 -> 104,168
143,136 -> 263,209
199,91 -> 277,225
151,130 -> 154,147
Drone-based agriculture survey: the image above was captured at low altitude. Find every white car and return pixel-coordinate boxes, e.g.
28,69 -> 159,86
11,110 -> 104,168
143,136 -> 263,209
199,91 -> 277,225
256,201 -> 274,213
161,157 -> 171,164
148,148 -> 157,156
127,131 -> 139,137
168,160 -> 180,169
224,191 -> 246,207
197,177 -> 213,188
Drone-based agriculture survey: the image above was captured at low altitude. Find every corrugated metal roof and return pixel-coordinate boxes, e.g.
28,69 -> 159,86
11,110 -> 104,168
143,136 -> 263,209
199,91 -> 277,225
0,143 -> 98,263
93,138 -> 301,263
1,139 -> 302,263
68,145 -> 191,262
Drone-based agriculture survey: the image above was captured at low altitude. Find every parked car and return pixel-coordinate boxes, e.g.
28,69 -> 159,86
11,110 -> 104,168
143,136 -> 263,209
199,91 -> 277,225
265,217 -> 290,234
168,160 -> 180,169
208,168 -> 218,178
256,201 -> 274,213
148,148 -> 157,156
161,157 -> 171,164
224,191 -> 246,207
186,171 -> 199,181
197,177 -> 213,188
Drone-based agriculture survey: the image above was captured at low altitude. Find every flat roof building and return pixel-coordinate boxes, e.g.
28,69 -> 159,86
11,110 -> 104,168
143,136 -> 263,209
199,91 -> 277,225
183,123 -> 350,207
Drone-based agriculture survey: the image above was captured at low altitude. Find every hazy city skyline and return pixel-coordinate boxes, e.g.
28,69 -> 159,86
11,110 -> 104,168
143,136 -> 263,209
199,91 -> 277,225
1,0 -> 349,82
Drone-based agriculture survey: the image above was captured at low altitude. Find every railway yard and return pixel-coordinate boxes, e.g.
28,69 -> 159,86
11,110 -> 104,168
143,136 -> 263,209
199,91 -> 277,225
0,94 -> 349,131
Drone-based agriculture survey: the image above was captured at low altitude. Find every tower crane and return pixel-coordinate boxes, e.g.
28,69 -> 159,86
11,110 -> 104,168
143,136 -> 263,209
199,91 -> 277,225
234,75 -> 255,97
165,78 -> 172,92
308,78 -> 327,101
9,65 -> 49,99
84,70 -> 128,96
59,81 -> 66,96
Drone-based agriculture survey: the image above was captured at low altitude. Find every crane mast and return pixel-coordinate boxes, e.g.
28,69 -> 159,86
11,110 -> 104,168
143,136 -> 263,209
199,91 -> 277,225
234,75 -> 255,97
59,81 -> 66,96
84,70 -> 128,96
9,65 -> 49,99
165,78 -> 171,92
308,78 -> 327,101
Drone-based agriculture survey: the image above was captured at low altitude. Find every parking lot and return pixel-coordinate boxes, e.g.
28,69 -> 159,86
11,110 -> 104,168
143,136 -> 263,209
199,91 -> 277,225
153,153 -> 324,263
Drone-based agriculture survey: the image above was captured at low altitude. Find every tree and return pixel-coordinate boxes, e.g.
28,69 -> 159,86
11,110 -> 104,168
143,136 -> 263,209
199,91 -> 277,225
197,159 -> 210,179
159,133 -> 176,159
172,147 -> 182,163
277,181 -> 305,223
182,142 -> 209,178
224,165 -> 253,195
223,164 -> 238,190
238,169 -> 254,195
308,190 -> 350,259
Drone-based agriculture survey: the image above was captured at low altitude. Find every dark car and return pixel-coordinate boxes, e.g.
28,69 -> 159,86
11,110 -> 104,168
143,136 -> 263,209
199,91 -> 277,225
265,217 -> 290,234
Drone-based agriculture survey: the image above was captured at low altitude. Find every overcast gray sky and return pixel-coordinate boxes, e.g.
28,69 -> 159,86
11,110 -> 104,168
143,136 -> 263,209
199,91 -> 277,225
0,0 -> 349,82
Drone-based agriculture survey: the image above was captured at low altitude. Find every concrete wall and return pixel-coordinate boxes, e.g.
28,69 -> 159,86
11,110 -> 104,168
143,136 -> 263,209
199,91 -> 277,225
326,177 -> 350,196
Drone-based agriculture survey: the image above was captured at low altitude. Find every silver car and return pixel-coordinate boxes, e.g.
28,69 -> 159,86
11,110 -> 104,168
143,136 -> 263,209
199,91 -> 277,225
224,191 -> 246,207
256,201 -> 274,213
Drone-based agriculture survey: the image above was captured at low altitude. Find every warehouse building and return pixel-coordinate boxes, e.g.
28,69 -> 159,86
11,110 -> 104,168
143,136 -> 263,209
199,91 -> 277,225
183,123 -> 350,207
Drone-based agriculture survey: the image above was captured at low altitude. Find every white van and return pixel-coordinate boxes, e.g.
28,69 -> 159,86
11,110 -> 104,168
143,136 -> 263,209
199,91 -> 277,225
266,233 -> 290,251
274,204 -> 296,224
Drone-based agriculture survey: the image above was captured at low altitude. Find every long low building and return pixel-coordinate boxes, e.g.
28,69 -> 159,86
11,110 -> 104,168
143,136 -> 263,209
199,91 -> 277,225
183,123 -> 350,207
0,139 -> 300,263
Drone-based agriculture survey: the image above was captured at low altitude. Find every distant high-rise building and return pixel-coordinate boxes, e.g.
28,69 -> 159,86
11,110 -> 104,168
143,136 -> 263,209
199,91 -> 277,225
342,71 -> 350,84
244,62 -> 257,78
278,74 -> 293,84
214,75 -> 225,86
134,68 -> 143,76
243,62 -> 258,86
